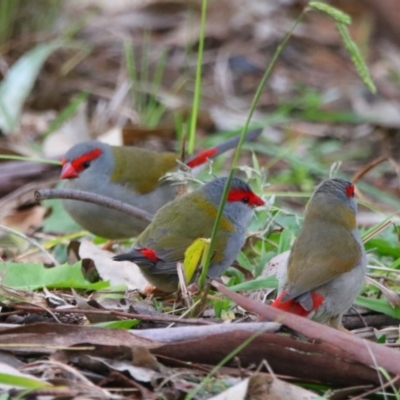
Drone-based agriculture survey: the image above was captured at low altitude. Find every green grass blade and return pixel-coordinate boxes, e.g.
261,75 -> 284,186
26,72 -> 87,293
335,22 -> 376,93
308,2 -> 351,25
139,30 -> 151,118
308,2 -> 375,93
0,0 -> 20,45
0,155 -> 60,165
146,49 -> 168,128
93,319 -> 140,329
200,9 -> 306,288
185,326 -> 270,400
0,373 -> 51,389
124,39 -> 137,111
355,296 -> 400,319
188,0 -> 208,154
43,91 -> 88,138
229,276 -> 278,292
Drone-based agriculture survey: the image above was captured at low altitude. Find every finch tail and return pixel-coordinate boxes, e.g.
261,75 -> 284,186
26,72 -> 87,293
185,129 -> 262,168
271,291 -> 324,317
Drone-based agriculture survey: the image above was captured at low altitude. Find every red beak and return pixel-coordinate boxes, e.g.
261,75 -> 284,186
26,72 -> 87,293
60,162 -> 78,179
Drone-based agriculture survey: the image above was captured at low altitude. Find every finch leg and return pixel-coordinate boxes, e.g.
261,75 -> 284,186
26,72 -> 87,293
327,315 -> 352,333
101,240 -> 115,251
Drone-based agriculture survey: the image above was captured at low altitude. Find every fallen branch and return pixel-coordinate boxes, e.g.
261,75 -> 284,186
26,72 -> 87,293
35,189 -> 153,223
343,308 -> 400,330
134,322 -> 281,342
154,330 -> 379,387
0,322 -> 379,387
211,280 -> 400,377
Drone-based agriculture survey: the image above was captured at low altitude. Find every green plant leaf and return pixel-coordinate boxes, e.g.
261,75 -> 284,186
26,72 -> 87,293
0,41 -> 61,134
42,198 -> 82,234
236,252 -> 254,272
376,334 -> 386,344
0,373 -> 51,389
355,296 -> 400,319
0,262 -> 108,291
229,276 -> 278,292
278,227 -> 293,254
213,299 -> 231,318
364,238 -> 400,258
93,319 -> 140,329
184,238 -> 209,283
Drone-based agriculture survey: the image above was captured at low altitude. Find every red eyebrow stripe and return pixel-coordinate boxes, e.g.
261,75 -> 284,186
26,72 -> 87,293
186,148 -> 218,168
346,185 -> 355,197
71,148 -> 102,171
227,189 -> 264,206
227,189 -> 248,202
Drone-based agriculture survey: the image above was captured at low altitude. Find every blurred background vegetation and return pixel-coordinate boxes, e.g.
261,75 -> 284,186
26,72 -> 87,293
0,2 -> 398,221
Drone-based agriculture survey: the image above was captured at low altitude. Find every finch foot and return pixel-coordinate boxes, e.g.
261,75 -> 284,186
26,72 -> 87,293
142,284 -> 157,296
337,325 -> 352,334
327,316 -> 351,332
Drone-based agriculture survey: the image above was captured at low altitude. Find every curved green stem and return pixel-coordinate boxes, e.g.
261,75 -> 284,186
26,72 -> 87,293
188,0 -> 208,154
0,155 -> 60,165
199,9 -> 306,289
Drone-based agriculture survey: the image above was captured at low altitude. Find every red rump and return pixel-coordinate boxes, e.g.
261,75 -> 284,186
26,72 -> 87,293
271,291 -> 324,317
186,148 -> 218,168
140,248 -> 158,261
227,189 -> 265,206
345,184 -> 355,198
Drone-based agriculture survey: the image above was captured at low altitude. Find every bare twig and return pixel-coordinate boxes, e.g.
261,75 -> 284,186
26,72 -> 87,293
0,225 -> 59,266
211,280 -> 400,377
351,376 -> 399,400
5,303 -> 215,325
352,156 -> 387,184
35,189 -> 153,223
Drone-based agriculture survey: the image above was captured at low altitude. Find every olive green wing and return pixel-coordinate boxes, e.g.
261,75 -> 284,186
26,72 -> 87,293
136,193 -> 230,273
111,147 -> 177,194
285,220 -> 362,300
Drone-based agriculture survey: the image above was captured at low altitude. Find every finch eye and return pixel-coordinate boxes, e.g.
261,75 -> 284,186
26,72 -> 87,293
241,197 -> 249,204
82,161 -> 91,169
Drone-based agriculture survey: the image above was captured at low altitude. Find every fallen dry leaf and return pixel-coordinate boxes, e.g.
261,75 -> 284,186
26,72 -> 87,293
0,323 -> 158,353
79,240 -> 149,291
209,374 -> 319,400
260,250 -> 288,295
3,205 -> 46,233
154,330 -> 379,387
